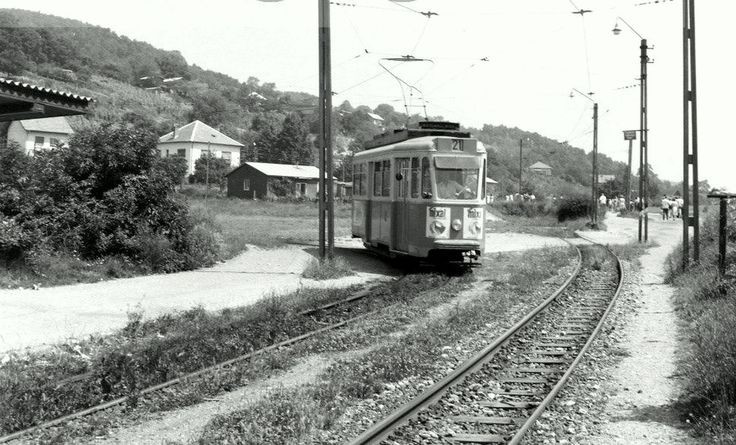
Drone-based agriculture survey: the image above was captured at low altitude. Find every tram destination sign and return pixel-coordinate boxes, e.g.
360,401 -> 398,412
623,130 -> 637,141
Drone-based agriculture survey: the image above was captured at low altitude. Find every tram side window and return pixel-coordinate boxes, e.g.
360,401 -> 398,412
421,157 -> 431,198
410,158 -> 420,198
373,161 -> 382,196
381,160 -> 391,196
353,163 -> 366,196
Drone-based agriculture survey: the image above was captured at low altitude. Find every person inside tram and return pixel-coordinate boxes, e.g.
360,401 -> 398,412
437,170 -> 476,199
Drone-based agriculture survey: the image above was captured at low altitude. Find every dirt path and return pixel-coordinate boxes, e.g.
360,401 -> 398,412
577,214 -> 692,443
86,353 -> 344,445
0,243 -> 397,353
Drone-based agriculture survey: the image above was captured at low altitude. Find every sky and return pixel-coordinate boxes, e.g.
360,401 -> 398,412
4,0 -> 734,191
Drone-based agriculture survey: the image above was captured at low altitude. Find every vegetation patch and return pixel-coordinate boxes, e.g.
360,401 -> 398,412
666,206 -> 736,441
196,247 -> 577,444
0,272 -> 456,438
0,126 -> 225,288
302,257 -> 354,280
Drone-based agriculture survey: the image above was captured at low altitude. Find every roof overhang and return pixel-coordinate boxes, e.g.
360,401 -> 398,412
0,78 -> 92,122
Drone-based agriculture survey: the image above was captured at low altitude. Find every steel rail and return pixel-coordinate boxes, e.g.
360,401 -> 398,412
508,239 -> 624,444
348,242 -> 584,445
0,278 -> 410,444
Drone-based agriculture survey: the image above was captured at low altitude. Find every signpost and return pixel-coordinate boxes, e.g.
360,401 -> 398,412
623,130 -> 636,214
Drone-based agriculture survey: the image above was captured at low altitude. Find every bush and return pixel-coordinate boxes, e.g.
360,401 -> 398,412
557,195 -> 593,222
492,200 -> 554,218
191,152 -> 230,190
301,257 -> 353,280
0,125 -> 223,277
668,208 -> 736,438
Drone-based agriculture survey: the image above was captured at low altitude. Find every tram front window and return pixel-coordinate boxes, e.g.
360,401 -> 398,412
436,168 -> 479,200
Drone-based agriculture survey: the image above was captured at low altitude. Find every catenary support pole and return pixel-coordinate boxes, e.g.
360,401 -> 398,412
318,0 -> 333,260
592,103 -> 599,226
682,0 -> 699,267
641,38 -> 649,242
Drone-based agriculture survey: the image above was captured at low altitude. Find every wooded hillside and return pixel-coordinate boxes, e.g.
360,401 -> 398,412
0,8 -> 678,199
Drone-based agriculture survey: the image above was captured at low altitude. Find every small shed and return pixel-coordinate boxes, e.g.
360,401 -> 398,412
226,161 -> 333,200
529,161 -> 552,176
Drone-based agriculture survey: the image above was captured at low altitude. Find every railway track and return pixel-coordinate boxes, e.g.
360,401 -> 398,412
1,274 -> 456,444
349,240 -> 623,444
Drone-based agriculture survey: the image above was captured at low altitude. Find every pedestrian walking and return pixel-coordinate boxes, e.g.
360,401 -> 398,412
670,197 -> 679,220
661,195 -> 670,220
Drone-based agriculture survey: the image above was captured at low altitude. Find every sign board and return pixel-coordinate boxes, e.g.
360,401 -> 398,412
623,130 -> 637,141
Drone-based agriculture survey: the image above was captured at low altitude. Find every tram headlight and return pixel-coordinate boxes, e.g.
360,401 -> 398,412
451,219 -> 463,231
430,220 -> 446,235
469,221 -> 482,235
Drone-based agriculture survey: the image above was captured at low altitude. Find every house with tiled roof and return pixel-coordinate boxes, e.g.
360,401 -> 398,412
226,161 -> 336,200
529,161 -> 552,176
7,116 -> 74,155
157,120 -> 243,174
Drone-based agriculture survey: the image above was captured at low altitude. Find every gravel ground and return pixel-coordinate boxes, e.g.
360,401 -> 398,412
0,243 -> 397,354
525,215 -> 697,444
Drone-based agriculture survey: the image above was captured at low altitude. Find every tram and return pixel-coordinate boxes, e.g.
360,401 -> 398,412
352,121 -> 487,263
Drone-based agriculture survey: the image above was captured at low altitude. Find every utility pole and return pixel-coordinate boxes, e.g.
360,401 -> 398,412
613,18 -> 651,242
318,0 -> 334,260
682,0 -> 699,267
592,103 -> 599,226
640,38 -> 649,242
518,138 -> 523,195
570,89 -> 598,226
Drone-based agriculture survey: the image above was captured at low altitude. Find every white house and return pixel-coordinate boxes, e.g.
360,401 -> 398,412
157,120 -> 243,174
7,117 -> 74,155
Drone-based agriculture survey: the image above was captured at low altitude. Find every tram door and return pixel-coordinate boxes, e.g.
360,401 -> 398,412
394,158 -> 410,252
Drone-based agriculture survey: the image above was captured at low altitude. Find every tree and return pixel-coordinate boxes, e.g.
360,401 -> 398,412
271,113 -> 312,165
192,153 -> 231,190
251,111 -> 283,162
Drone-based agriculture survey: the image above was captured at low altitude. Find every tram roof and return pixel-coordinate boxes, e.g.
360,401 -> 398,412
364,121 -> 471,150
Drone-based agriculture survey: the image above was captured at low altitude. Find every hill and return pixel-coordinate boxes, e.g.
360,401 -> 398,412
0,8 -> 663,199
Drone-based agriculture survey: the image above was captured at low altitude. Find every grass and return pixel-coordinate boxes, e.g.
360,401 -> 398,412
184,194 -> 353,252
0,252 -> 147,289
666,207 -> 736,442
487,212 -> 594,238
0,272 -> 457,439
196,246 -> 578,443
302,257 -> 354,280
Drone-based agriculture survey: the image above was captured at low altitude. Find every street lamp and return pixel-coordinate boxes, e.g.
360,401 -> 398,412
258,0 -> 415,260
612,16 -> 650,242
570,88 -> 599,227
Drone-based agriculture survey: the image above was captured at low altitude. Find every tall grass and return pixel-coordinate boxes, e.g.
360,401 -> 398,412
667,206 -> 736,441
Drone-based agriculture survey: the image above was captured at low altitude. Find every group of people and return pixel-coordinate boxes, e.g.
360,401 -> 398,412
503,193 -> 537,202
660,195 -> 684,220
598,194 -> 629,212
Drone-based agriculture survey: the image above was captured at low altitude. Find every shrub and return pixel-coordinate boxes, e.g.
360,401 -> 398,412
557,194 -> 593,222
191,152 -> 231,190
301,257 -> 353,280
0,125 -> 223,276
492,200 -> 554,218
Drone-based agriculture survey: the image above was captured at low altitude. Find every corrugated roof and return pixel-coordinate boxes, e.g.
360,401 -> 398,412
529,161 -> 552,169
0,77 -> 93,105
18,116 -> 73,134
158,120 -> 244,147
366,112 -> 384,121
245,162 -> 325,179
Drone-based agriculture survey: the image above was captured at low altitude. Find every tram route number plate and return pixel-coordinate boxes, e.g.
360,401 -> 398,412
426,207 -> 450,239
